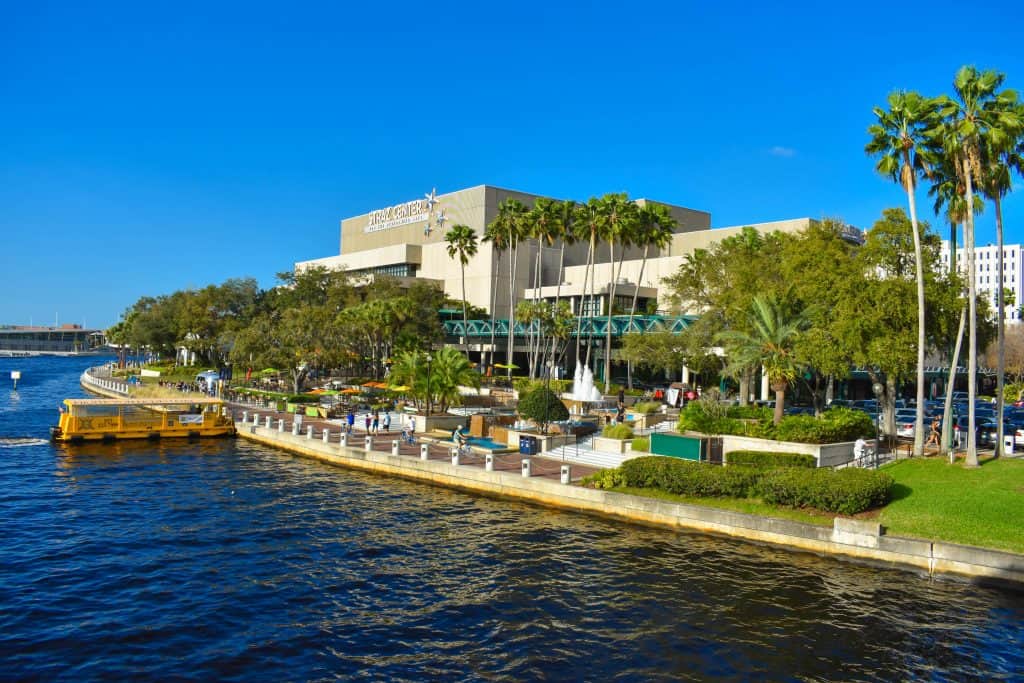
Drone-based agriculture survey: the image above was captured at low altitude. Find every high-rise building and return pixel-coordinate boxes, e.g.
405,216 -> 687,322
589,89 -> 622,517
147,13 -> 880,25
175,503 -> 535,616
939,241 -> 1023,323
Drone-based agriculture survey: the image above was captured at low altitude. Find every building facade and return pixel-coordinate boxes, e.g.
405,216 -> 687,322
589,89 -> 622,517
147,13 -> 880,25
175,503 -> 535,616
296,184 -> 820,319
939,241 -> 1023,323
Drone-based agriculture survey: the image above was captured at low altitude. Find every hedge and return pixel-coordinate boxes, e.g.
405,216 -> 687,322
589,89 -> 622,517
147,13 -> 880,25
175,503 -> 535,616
596,455 -> 893,515
677,404 -> 873,444
619,456 -> 761,498
602,424 -> 635,439
758,468 -> 893,515
726,451 -> 816,469
631,436 -> 650,452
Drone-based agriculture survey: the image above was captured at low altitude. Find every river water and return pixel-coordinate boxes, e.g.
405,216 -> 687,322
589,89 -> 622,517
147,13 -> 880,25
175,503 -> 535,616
1,356 -> 1022,681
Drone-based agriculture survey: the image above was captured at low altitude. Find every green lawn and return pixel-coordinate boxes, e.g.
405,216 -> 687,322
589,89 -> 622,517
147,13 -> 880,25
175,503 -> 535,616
603,457 -> 1024,554
878,457 -> 1024,554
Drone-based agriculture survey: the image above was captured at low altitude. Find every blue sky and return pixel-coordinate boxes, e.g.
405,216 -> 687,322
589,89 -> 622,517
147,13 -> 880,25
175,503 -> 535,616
3,0 -> 1023,328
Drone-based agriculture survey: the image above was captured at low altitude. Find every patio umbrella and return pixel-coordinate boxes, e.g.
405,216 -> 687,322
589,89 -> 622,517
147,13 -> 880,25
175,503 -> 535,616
340,388 -> 361,395
494,363 -> 519,369
388,385 -> 411,392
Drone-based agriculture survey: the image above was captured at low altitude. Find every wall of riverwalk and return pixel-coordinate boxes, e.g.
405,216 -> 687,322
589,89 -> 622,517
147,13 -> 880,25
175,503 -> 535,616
236,420 -> 1024,588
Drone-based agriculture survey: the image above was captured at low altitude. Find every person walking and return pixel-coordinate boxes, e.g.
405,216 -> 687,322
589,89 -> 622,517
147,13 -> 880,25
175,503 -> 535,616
364,413 -> 371,433
925,417 -> 941,449
382,412 -> 391,433
371,411 -> 379,434
346,409 -> 355,434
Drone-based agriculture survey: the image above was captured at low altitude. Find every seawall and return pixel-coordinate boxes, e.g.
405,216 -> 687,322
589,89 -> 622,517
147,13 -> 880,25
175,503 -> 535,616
236,420 -> 1024,588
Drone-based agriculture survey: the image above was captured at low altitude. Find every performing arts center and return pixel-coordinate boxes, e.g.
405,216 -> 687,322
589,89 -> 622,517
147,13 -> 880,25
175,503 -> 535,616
295,184 -> 849,381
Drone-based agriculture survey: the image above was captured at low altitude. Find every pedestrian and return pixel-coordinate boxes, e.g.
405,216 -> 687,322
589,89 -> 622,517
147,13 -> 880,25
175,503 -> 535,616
408,415 -> 416,436
346,410 -> 355,434
371,411 -> 379,434
364,413 -> 371,433
926,417 -> 941,448
383,412 -> 391,433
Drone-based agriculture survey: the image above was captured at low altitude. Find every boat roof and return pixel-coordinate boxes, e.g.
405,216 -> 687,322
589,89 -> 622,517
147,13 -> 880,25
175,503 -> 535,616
63,397 -> 226,406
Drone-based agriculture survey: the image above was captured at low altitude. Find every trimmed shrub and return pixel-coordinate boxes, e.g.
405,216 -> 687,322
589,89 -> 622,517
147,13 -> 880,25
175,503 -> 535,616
726,450 -> 816,469
602,424 -> 635,440
582,468 -> 626,489
631,401 -> 661,415
518,386 -> 570,424
619,456 -> 761,498
758,468 -> 893,514
631,436 -> 650,452
727,405 -> 774,421
773,408 -> 873,444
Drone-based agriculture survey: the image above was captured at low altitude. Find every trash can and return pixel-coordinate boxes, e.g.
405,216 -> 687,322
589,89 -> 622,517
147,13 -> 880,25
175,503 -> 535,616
519,435 -> 538,455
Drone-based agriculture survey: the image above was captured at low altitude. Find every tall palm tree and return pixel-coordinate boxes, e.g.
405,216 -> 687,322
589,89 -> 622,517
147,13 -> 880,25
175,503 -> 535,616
444,223 -> 479,358
866,90 -> 939,458
597,192 -> 639,392
717,296 -> 808,425
482,219 -> 509,374
551,199 -> 577,376
928,153 -> 983,453
979,119 -> 1024,457
932,66 -> 1021,465
573,198 -> 602,369
486,198 -> 528,378
526,198 -> 561,378
626,202 -> 677,389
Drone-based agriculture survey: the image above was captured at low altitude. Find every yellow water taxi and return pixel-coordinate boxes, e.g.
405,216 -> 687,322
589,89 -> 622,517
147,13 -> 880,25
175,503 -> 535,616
51,397 -> 236,442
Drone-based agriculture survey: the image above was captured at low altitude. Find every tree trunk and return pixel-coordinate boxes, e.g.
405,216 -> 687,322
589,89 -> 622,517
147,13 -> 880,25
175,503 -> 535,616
552,241 -> 566,378
904,177 -> 927,458
488,250 -> 500,372
507,236 -> 518,379
738,372 -> 749,407
963,157 -> 979,466
994,194 -> 1006,458
941,305 -> 967,453
577,236 -> 594,367
604,239 -> 623,393
773,383 -> 786,425
583,235 -> 596,369
461,260 -> 470,359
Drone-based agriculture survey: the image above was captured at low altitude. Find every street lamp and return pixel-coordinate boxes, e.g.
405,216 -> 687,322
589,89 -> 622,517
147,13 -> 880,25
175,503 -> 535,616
425,352 -> 433,417
872,381 -> 884,457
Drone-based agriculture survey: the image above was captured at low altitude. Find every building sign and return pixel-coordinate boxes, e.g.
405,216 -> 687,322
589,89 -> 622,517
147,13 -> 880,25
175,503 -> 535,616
365,199 -> 430,233
840,224 -> 865,245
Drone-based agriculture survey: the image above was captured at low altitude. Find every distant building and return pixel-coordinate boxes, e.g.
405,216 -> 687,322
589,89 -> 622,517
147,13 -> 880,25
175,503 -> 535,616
295,184 -> 855,378
939,241 -> 1023,323
0,324 -> 106,356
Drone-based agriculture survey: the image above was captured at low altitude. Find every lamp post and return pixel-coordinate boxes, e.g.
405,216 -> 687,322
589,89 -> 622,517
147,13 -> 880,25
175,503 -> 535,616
425,352 -> 433,417
872,381 -> 883,457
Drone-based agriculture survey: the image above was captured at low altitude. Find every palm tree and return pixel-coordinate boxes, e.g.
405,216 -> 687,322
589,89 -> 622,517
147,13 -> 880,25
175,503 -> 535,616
597,192 -> 639,392
627,203 -> 677,389
932,66 -> 1021,465
526,198 -> 559,378
573,198 -> 603,369
486,198 -> 528,378
928,152 -> 983,453
717,296 -> 808,425
979,118 -> 1024,457
866,90 -> 939,458
482,219 -> 509,374
550,199 -> 577,375
444,224 -> 479,359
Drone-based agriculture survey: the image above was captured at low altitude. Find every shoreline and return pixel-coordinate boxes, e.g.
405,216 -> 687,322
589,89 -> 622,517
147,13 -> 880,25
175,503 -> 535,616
235,419 -> 1024,589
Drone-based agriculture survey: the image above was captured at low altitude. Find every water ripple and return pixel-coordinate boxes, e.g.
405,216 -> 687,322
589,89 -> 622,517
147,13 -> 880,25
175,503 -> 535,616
1,357 -> 1022,681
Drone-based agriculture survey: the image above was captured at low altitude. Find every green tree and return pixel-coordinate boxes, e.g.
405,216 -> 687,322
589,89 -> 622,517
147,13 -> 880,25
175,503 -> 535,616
597,193 -> 640,391
388,347 -> 480,414
517,385 -> 569,432
485,198 -> 529,377
444,223 -> 479,358
867,90 -> 940,456
717,296 -> 808,425
931,66 -> 1022,465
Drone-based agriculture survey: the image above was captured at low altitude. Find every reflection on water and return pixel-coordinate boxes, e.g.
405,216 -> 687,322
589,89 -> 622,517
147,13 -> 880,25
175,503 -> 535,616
0,357 -> 1022,681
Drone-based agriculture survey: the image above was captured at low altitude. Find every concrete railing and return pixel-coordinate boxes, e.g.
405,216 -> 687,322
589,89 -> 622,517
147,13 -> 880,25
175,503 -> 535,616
81,368 -> 130,397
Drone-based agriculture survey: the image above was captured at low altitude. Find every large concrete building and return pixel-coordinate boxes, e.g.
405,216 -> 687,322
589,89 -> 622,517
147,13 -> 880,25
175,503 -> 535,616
296,184 -> 820,322
940,241 -> 1024,324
